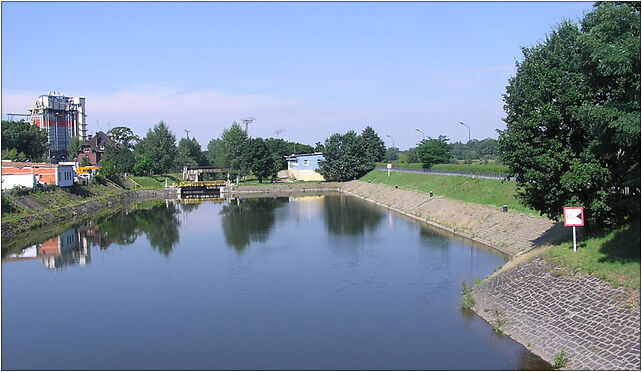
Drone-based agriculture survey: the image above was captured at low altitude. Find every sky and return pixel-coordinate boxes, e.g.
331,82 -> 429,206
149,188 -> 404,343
2,1 -> 595,150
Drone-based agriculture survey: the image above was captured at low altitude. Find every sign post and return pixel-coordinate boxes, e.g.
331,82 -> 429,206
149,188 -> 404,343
563,207 -> 585,252
387,163 -> 392,177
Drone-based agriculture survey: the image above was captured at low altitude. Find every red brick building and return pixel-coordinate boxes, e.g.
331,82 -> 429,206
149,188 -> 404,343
76,131 -> 119,165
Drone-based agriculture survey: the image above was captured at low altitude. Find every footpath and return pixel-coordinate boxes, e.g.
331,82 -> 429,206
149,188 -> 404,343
338,180 -> 640,370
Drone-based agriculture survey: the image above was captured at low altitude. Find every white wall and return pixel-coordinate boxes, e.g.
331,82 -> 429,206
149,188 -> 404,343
1,174 -> 37,190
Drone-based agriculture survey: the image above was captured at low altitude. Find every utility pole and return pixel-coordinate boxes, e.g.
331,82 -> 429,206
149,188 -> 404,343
185,129 -> 191,139
242,117 -> 255,137
275,129 -> 285,138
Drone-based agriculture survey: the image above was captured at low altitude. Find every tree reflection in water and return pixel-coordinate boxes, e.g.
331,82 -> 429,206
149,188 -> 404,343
219,197 -> 289,252
85,200 -> 181,256
323,194 -> 384,236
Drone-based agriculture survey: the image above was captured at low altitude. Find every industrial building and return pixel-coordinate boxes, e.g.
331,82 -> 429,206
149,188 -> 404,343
1,161 -> 75,189
30,93 -> 87,161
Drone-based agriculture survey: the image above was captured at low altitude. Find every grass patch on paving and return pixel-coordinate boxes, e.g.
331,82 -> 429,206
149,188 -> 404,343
361,169 -> 537,215
542,219 -> 641,290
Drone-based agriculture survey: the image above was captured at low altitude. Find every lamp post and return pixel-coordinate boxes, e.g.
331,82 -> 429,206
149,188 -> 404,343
386,134 -> 395,150
458,121 -> 471,162
458,122 -> 470,143
416,128 -> 425,141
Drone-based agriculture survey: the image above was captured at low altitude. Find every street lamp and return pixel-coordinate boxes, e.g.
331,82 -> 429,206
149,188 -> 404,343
458,121 -> 471,162
386,134 -> 395,149
416,128 -> 426,141
458,122 -> 471,143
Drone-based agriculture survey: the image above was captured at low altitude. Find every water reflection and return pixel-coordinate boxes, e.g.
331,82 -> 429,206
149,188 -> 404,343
3,200 -> 183,267
220,197 -> 289,252
323,194 -> 384,236
3,228 -> 90,271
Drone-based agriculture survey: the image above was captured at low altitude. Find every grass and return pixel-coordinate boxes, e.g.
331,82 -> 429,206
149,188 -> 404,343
376,162 -> 509,174
542,219 -> 641,290
361,169 -> 537,215
130,173 -> 182,189
552,349 -> 568,370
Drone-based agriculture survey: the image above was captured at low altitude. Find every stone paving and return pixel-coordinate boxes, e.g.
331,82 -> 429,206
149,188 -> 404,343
473,257 -> 640,370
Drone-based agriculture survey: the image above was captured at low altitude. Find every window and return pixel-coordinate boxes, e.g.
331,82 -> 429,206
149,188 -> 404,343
303,159 -> 309,167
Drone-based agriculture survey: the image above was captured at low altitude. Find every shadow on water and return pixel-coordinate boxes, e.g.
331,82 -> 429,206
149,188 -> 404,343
322,194 -> 384,236
219,197 -> 289,252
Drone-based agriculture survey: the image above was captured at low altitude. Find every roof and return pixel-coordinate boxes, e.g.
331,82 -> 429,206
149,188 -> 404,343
80,131 -> 119,152
285,152 -> 324,160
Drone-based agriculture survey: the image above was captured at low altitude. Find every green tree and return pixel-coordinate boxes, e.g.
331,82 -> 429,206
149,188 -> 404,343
318,131 -> 372,181
385,147 -> 400,162
219,122 -> 248,177
360,126 -> 386,164
107,126 -> 139,150
1,120 -> 49,161
67,136 -> 83,161
498,2 -> 640,228
244,138 -> 275,183
100,146 -> 134,177
416,135 -> 451,168
1,148 -> 27,162
80,156 -> 93,166
175,137 -> 206,169
206,138 -> 224,167
133,121 -> 177,175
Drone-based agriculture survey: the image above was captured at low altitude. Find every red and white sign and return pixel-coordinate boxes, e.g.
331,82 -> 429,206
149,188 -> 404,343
563,207 -> 584,227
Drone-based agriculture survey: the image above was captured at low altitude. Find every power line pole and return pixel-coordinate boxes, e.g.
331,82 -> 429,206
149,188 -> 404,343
242,117 -> 255,137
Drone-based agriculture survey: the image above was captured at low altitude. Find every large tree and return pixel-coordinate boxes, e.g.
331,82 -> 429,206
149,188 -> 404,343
360,126 -> 386,164
318,131 -> 372,181
107,126 -> 139,150
101,146 -> 135,177
133,121 -> 177,175
175,137 -> 207,169
416,135 -> 451,168
498,2 -> 640,228
67,136 -> 83,160
1,120 -> 49,161
243,138 -> 275,183
219,122 -> 248,178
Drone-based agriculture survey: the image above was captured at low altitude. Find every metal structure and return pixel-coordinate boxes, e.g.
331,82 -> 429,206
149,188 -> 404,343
458,121 -> 471,143
30,93 -> 87,161
241,117 -> 255,136
6,113 -> 31,121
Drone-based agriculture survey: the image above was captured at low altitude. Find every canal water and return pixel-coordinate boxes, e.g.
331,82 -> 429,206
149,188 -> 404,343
2,194 -> 551,370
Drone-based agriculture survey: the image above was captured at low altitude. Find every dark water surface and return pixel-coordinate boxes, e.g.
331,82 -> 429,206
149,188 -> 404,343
2,194 -> 551,370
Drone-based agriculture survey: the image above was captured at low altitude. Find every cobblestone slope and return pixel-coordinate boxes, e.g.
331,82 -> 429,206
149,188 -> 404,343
473,257 -> 640,370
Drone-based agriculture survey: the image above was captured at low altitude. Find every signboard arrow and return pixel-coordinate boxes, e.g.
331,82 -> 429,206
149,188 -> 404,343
563,207 -> 585,252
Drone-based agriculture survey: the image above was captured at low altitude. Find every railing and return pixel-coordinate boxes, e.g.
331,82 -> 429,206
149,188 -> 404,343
375,166 -> 516,181
178,180 -> 227,188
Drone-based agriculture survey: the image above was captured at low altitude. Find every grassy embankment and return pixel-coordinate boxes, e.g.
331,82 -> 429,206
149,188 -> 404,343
544,221 -> 640,290
361,169 -> 534,214
362,169 -> 640,290
130,173 -> 182,189
376,162 -> 509,174
1,183 -> 124,223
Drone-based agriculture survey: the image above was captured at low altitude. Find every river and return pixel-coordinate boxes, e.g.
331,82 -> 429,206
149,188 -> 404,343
2,194 -> 551,370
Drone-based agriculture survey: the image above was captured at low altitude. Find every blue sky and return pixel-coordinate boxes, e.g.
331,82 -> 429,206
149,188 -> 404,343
2,1 -> 594,150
